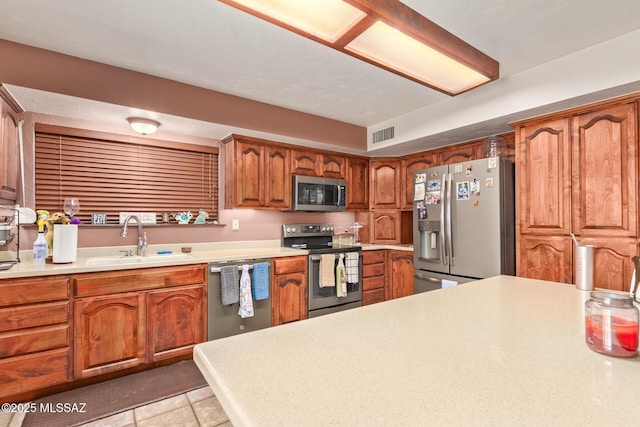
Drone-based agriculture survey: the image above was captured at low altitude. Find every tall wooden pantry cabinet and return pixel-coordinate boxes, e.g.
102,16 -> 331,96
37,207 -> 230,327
514,97 -> 639,291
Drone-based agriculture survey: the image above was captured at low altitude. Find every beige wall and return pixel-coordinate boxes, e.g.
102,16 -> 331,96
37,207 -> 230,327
17,112 -> 356,249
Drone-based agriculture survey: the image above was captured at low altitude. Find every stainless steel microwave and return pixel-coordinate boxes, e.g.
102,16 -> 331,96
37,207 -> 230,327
291,175 -> 346,212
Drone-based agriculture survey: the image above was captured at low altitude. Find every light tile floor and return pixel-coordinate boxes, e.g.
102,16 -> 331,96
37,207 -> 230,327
1,386 -> 232,427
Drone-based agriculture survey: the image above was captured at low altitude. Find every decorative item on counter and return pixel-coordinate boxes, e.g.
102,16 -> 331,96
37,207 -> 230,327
572,233 -> 594,291
63,198 -> 80,221
481,135 -> 507,158
44,212 -> 70,257
162,213 -> 170,223
181,247 -> 192,253
91,213 -> 107,224
585,291 -> 638,357
174,211 -> 192,224
194,209 -> 209,224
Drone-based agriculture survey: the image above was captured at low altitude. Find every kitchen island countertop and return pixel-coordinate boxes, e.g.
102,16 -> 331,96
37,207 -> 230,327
194,275 -> 640,426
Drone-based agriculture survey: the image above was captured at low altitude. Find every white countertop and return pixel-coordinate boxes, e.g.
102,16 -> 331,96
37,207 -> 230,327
194,275 -> 640,426
0,240 -> 412,278
0,240 -> 305,278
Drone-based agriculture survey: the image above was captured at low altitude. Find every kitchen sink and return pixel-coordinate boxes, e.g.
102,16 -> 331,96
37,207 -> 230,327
85,253 -> 193,265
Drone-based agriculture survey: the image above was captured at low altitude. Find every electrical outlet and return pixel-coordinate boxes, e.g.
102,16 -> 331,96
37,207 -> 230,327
232,219 -> 240,230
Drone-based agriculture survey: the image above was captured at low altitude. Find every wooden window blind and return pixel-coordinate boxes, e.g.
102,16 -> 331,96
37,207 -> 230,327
34,124 -> 219,224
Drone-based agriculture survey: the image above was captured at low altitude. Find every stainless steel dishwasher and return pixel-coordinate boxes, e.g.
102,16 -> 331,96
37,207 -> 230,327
207,259 -> 272,341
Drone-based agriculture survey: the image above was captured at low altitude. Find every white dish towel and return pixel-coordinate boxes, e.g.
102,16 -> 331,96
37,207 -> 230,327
238,264 -> 254,318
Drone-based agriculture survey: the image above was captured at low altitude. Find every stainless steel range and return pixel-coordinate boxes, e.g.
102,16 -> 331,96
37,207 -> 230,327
282,223 -> 362,318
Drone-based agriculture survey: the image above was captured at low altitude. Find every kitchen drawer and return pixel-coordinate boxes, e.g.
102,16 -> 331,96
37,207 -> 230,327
0,347 -> 71,398
0,324 -> 69,358
0,276 -> 70,307
0,301 -> 69,332
363,276 -> 385,291
74,264 -> 206,297
363,262 -> 385,278
363,250 -> 385,264
362,289 -> 385,306
273,256 -> 307,275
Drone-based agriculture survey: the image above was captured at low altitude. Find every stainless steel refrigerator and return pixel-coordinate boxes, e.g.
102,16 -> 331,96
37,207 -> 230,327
412,157 -> 515,292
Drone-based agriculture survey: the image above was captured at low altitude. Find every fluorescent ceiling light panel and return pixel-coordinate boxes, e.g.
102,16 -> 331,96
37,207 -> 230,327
219,0 -> 499,95
346,21 -> 490,94
225,0 -> 366,42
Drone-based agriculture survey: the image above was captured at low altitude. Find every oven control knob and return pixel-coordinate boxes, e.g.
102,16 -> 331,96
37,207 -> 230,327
290,226 -> 296,233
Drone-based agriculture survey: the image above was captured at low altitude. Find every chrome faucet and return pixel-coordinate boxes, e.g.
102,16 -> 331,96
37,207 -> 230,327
120,215 -> 148,256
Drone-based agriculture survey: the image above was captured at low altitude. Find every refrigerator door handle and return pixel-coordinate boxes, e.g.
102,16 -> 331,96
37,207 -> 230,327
440,173 -> 447,265
446,173 -> 454,266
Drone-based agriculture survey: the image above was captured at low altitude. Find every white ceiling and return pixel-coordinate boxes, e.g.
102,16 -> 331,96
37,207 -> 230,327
3,0 -> 640,152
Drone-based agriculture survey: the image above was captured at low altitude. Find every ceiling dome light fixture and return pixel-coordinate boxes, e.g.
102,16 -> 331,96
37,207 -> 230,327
218,0 -> 499,95
127,117 -> 161,135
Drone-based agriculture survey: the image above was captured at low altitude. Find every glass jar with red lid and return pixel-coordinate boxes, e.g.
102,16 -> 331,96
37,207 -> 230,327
585,291 -> 639,357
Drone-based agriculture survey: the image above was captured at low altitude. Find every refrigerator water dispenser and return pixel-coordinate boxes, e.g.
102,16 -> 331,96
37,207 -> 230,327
419,221 -> 440,261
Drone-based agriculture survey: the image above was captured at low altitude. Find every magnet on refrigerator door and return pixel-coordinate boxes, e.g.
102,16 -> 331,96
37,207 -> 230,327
414,182 -> 425,201
457,182 -> 470,200
470,179 -> 480,194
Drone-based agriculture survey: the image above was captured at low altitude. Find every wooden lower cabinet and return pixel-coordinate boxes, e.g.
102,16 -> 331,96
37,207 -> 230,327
272,256 -> 307,325
580,238 -> 638,292
147,285 -> 206,362
73,265 -> 207,379
518,236 -> 572,284
362,249 -> 414,305
0,275 -> 71,400
362,250 -> 386,306
388,250 -> 414,300
74,293 -> 146,378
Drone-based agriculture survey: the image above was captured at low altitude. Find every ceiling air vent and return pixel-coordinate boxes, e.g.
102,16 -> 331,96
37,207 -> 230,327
372,126 -> 395,144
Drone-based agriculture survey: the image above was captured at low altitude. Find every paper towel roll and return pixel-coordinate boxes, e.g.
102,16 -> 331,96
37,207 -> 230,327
53,224 -> 78,263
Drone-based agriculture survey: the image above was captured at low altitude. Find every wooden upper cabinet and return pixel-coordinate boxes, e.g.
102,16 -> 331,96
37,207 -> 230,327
223,135 -> 291,210
225,138 -> 265,208
0,86 -> 22,203
265,145 -> 291,208
516,117 -> 571,235
401,153 -> 436,210
346,156 -> 369,210
291,148 -> 321,176
292,148 -> 346,178
370,159 -> 400,209
371,211 -> 401,244
571,102 -> 638,237
437,142 -> 479,165
321,153 -> 346,179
